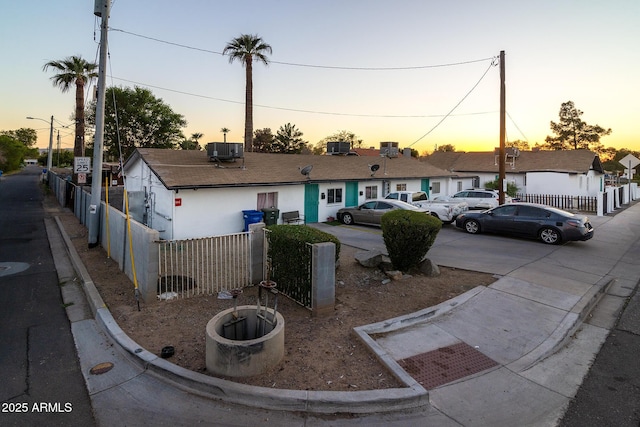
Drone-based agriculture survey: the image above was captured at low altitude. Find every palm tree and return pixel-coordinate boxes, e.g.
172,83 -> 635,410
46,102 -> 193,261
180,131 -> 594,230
191,132 -> 203,149
223,35 -> 272,152
220,127 -> 230,143
43,56 -> 98,158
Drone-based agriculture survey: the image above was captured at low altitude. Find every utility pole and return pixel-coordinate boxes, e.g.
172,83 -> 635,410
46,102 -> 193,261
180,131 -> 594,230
498,50 -> 506,205
88,0 -> 110,248
56,130 -> 60,168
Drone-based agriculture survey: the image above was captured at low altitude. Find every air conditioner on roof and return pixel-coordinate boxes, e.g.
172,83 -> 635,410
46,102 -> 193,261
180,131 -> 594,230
206,143 -> 244,162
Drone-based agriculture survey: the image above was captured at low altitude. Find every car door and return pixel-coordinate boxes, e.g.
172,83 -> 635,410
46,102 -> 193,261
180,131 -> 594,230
482,205 -> 518,233
513,205 -> 547,237
353,201 -> 377,224
372,201 -> 395,224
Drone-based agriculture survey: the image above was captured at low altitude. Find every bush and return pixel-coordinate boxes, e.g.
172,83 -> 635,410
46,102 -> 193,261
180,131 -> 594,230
265,225 -> 340,301
380,210 -> 442,271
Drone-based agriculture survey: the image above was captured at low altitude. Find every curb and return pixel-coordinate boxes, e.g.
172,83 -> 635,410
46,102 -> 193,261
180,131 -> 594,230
54,216 -> 429,414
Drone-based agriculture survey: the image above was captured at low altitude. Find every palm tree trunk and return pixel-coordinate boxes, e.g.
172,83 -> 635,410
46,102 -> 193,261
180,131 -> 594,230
244,59 -> 253,152
75,78 -> 85,157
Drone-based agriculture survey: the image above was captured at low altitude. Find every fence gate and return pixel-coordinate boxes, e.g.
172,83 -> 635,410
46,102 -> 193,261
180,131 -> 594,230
157,232 -> 251,299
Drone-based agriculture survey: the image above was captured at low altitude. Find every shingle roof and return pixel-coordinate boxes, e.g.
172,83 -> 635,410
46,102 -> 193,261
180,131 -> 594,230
125,148 -> 458,190
424,149 -> 603,174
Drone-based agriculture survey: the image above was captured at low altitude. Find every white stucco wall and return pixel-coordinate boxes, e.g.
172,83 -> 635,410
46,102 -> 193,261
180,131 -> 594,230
525,171 -> 603,196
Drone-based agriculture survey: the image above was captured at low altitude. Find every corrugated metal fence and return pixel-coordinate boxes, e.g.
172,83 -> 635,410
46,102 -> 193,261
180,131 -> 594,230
157,233 -> 252,299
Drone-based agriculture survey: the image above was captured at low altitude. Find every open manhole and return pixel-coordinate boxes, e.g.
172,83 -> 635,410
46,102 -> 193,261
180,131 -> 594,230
398,342 -> 498,389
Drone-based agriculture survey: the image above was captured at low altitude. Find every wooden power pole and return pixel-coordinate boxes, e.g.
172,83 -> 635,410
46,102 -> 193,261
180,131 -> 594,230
499,50 -> 506,205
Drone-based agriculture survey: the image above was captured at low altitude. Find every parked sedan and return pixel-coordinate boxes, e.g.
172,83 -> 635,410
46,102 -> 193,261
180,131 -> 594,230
337,200 -> 430,226
455,203 -> 594,244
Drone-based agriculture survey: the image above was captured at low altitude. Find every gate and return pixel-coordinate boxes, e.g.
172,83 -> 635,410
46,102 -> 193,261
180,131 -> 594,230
157,232 -> 252,299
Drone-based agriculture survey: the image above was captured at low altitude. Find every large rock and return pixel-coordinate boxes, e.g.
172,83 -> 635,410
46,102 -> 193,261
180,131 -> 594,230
355,249 -> 383,268
419,258 -> 441,277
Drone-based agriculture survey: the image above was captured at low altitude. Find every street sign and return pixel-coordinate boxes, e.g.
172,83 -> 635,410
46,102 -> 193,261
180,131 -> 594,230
74,157 -> 91,173
619,154 -> 640,169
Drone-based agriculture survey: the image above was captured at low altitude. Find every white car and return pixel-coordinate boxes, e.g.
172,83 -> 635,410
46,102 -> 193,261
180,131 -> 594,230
447,189 -> 512,210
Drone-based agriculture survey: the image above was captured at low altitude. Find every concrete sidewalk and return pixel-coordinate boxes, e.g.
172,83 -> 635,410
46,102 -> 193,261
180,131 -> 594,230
50,202 -> 640,426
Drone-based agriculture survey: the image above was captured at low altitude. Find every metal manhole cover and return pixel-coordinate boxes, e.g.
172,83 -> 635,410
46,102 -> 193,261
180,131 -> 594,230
398,342 -> 498,389
90,362 -> 114,375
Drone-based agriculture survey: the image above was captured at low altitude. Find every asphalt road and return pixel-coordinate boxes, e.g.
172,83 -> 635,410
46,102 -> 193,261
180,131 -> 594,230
0,167 -> 95,426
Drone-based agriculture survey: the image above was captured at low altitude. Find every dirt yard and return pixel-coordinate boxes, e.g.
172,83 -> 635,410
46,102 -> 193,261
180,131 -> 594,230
55,208 -> 496,392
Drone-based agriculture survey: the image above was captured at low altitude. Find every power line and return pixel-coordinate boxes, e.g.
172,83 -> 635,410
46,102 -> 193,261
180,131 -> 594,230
408,59 -> 497,147
109,27 -> 494,71
109,75 -> 497,119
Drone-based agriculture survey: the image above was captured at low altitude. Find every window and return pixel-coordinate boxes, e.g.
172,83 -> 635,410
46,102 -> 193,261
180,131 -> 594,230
396,183 -> 407,191
431,182 -> 441,194
457,181 -> 463,191
257,192 -> 278,210
365,186 -> 377,199
327,188 -> 342,204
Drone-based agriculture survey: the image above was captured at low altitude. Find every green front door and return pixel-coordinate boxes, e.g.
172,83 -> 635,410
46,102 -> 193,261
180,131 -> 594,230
421,178 -> 430,197
304,183 -> 319,223
345,181 -> 358,207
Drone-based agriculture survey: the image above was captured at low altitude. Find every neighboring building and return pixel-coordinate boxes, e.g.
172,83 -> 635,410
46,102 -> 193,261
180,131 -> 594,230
424,149 -> 605,196
123,147 -> 464,239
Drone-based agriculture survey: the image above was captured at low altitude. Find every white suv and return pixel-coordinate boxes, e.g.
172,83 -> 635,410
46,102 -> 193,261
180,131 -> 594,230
450,189 -> 512,210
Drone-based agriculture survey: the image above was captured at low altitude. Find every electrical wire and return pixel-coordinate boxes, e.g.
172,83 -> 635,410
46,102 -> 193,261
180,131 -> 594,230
109,27 -> 494,71
408,59 -> 498,147
108,75 -> 496,119
507,111 -> 529,142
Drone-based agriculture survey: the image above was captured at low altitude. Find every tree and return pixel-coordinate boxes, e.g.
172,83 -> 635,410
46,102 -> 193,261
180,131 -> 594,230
43,56 -> 98,158
0,135 -> 29,172
508,139 -> 530,151
544,101 -> 611,151
319,130 -> 363,150
87,86 -> 187,160
435,144 -> 456,152
0,128 -> 38,147
223,34 -> 272,152
272,123 -> 308,154
220,127 -> 230,143
252,128 -> 274,153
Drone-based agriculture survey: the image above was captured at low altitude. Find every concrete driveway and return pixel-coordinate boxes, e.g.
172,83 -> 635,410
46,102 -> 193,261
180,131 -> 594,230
311,213 -> 611,276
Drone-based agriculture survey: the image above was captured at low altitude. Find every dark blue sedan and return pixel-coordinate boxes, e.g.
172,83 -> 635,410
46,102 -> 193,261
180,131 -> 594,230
455,203 -> 594,244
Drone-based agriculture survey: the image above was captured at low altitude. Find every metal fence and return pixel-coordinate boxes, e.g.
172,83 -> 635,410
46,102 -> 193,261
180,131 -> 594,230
157,232 -> 252,299
515,193 -> 597,212
264,229 -> 313,309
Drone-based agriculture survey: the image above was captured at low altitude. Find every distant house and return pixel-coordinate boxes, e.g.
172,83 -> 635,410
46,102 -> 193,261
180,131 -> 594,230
123,147 -> 463,239
424,149 -> 605,196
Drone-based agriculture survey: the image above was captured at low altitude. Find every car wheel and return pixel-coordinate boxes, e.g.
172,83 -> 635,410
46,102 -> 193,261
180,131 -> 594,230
341,213 -> 354,225
464,219 -> 480,234
539,227 -> 561,244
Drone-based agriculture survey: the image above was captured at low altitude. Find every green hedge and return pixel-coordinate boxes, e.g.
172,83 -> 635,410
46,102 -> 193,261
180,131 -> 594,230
265,225 -> 340,307
380,210 -> 442,271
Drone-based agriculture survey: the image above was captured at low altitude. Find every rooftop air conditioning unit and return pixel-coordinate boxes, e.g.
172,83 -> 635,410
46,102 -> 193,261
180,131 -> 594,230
380,141 -> 399,158
207,142 -> 244,162
326,141 -> 351,155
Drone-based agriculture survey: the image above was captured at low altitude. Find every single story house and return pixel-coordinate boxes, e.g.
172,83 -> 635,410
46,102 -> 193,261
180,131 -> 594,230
424,148 -> 605,196
122,147 -> 468,240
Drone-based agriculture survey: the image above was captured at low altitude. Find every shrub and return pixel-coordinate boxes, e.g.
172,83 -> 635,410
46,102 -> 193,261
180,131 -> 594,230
265,225 -> 340,304
380,210 -> 442,271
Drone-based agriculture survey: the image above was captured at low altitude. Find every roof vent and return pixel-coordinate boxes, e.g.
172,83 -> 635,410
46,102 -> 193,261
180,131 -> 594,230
206,143 -> 244,162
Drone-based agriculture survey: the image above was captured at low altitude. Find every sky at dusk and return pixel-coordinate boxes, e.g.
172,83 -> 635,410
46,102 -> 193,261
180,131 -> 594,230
1,0 -> 638,155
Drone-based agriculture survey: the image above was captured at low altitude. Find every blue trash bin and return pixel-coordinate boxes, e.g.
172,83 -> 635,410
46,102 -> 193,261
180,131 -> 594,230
242,210 -> 264,231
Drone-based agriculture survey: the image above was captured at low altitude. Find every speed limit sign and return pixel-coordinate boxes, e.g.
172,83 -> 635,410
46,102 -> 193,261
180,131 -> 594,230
74,157 -> 91,173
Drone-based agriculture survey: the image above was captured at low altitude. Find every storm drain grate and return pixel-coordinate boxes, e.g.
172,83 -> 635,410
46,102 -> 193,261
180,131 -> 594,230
398,342 -> 499,389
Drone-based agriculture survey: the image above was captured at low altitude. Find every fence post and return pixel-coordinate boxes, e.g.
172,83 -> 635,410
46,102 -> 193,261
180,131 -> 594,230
249,222 -> 265,284
311,242 -> 335,316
